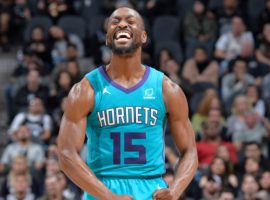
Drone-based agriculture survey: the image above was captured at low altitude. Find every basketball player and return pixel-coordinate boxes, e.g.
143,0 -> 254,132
58,7 -> 198,200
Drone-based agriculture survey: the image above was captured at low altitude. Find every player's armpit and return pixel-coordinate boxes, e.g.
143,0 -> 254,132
162,76 -> 198,200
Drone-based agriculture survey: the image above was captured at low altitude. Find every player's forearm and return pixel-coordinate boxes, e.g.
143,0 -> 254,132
59,151 -> 114,200
170,148 -> 198,199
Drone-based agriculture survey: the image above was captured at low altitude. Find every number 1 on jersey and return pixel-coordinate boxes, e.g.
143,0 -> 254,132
110,132 -> 146,164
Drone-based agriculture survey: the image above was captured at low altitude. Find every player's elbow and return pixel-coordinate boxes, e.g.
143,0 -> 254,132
58,147 -> 76,172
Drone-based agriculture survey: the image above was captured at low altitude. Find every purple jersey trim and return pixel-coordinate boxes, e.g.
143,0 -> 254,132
99,65 -> 150,94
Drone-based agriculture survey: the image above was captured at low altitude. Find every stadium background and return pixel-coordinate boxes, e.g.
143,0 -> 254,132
0,0 -> 270,199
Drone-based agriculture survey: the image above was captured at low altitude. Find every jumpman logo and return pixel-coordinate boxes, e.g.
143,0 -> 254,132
103,87 -> 111,95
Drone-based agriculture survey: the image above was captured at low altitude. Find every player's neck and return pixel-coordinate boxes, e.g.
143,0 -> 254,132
109,49 -> 143,78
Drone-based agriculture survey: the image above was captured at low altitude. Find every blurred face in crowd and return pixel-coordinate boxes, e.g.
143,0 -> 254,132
208,109 -> 222,124
233,96 -> 249,115
223,0 -> 238,9
240,41 -> 254,57
45,174 -> 62,198
31,27 -> 45,42
26,70 -> 40,90
67,61 -> 79,77
47,144 -> 58,158
58,71 -> 72,90
164,59 -> 180,75
241,175 -> 259,196
49,26 -> 65,40
16,125 -> 31,143
211,157 -> 226,176
246,85 -> 259,104
57,172 -> 67,191
67,45 -> 78,59
159,49 -> 172,71
216,146 -> 230,162
219,191 -> 234,200
245,158 -> 260,174
106,7 -> 147,56
204,179 -> 221,194
12,156 -> 28,174
233,60 -> 247,78
260,171 -> 270,190
194,48 -> 207,63
263,24 -> 270,41
46,157 -> 60,175
13,174 -> 30,199
244,112 -> 258,129
203,121 -> 220,139
193,1 -> 205,15
232,17 -> 245,36
245,143 -> 261,161
29,98 -> 44,115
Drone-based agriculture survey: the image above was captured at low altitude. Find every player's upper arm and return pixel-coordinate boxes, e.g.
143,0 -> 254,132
162,76 -> 195,152
58,78 -> 94,153
65,78 -> 94,122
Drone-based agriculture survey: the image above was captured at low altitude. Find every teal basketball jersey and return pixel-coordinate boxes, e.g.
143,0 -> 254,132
85,66 -> 166,177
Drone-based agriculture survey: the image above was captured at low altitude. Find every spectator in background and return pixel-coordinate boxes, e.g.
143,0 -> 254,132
239,174 -> 260,200
0,155 -> 40,198
232,110 -> 270,151
161,59 -> 181,86
157,48 -> 174,71
183,46 -> 219,87
215,16 -> 254,72
38,173 -> 71,200
259,171 -> 270,197
191,89 -> 222,134
226,95 -> 250,137
213,0 -> 241,34
222,59 -> 254,106
25,26 -> 52,72
13,69 -> 50,115
50,70 -> 71,110
48,26 -> 84,66
246,84 -> 266,117
46,0 -> 72,23
9,97 -> 52,144
200,175 -> 222,200
66,60 -> 82,84
239,142 -> 270,174
6,174 -> 35,200
199,157 -> 238,196
0,0 -> 12,52
45,157 -> 60,176
184,0 -> 217,58
230,40 -> 268,85
256,23 -> 270,68
0,125 -> 45,173
196,121 -> 237,168
259,0 -> 270,34
219,189 -> 235,200
242,158 -> 261,180
12,0 -> 32,42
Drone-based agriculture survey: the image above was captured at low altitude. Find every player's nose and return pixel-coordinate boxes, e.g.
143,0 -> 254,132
118,20 -> 128,29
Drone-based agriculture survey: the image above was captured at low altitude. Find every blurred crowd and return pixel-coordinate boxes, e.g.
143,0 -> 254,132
1,0 -> 270,199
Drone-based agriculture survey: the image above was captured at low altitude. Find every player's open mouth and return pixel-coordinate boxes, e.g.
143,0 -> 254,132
114,31 -> 132,42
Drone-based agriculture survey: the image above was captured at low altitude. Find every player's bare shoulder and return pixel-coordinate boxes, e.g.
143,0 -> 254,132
65,78 -> 95,121
162,76 -> 188,114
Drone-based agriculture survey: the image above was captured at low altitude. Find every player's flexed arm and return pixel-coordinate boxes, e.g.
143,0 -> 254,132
57,78 -> 133,200
153,77 -> 198,200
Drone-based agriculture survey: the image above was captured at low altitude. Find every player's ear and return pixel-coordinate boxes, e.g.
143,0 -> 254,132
141,30 -> 147,44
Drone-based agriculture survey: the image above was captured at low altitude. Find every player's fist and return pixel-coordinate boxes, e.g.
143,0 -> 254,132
152,188 -> 175,200
112,194 -> 134,200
